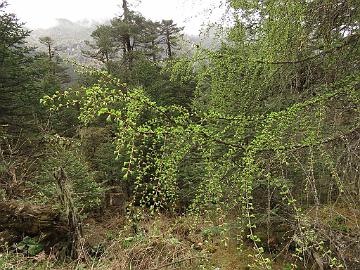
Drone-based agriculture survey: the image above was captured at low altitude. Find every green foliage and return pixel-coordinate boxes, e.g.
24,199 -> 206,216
330,215 -> 350,233
31,145 -> 105,213
0,3 -> 68,134
84,25 -> 118,64
159,19 -> 184,58
42,0 -> 360,262
79,127 -> 122,184
15,237 -> 44,256
2,0 -> 355,267
0,1 -> 35,127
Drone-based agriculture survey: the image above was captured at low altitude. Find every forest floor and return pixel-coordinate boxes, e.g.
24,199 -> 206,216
0,209 -> 292,270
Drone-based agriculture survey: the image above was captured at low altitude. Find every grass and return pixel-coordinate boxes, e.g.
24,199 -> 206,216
0,212 -> 296,270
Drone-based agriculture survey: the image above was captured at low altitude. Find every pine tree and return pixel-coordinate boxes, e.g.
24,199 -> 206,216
159,20 -> 184,58
39,36 -> 54,61
84,25 -> 118,65
141,20 -> 161,61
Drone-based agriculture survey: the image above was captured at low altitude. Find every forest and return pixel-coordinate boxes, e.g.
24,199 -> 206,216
0,0 -> 360,269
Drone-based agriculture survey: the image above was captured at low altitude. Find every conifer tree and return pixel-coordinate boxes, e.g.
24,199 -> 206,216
0,1 -> 35,128
159,20 -> 184,58
39,36 -> 55,61
84,25 -> 118,65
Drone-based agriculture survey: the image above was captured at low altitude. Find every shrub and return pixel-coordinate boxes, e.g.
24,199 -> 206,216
31,147 -> 105,213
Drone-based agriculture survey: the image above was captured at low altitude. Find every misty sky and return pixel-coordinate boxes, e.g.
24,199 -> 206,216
6,0 -> 227,35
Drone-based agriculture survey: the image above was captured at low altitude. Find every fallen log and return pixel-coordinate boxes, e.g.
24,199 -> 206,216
0,200 -> 68,248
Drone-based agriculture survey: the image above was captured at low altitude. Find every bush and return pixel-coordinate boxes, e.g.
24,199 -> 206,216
30,147 -> 105,213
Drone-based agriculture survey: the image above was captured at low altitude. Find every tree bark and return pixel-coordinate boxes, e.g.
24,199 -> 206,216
166,32 -> 172,58
0,200 -> 68,249
0,200 -> 67,235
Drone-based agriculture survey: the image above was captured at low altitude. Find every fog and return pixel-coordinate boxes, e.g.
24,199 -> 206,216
6,0 -> 227,35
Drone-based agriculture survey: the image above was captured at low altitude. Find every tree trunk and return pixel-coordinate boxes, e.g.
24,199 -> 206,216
122,0 -> 129,21
166,32 -> 172,58
48,43 -> 52,61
